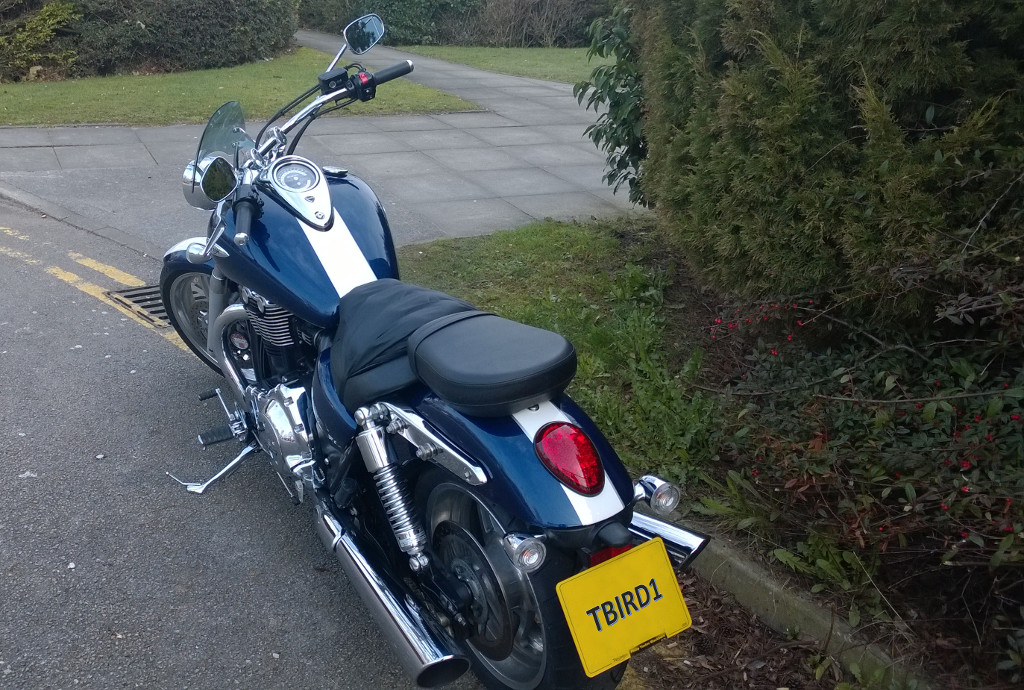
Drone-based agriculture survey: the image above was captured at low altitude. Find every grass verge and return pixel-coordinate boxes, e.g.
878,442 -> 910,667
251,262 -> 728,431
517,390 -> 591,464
398,45 -> 612,84
0,47 -> 475,126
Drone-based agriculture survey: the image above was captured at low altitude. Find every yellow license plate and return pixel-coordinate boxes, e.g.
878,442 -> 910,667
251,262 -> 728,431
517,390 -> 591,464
556,537 -> 691,677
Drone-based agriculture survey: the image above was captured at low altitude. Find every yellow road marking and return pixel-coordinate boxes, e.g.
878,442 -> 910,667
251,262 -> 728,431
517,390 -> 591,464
0,245 -> 40,263
68,252 -> 146,287
41,266 -> 189,353
1,227 -> 31,241
2,235 -> 188,353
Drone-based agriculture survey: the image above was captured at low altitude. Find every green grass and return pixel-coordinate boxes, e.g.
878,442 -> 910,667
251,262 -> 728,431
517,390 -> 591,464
0,47 -> 475,126
397,219 -> 713,482
398,45 -> 612,84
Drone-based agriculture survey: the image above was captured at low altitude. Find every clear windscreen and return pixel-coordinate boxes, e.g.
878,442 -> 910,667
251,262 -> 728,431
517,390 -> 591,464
194,101 -> 254,176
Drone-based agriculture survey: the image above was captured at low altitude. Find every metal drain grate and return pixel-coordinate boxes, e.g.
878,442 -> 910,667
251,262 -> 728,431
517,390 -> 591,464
106,285 -> 170,327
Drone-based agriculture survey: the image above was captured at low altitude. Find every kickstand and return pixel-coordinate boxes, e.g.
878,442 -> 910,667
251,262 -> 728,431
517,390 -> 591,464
167,443 -> 259,494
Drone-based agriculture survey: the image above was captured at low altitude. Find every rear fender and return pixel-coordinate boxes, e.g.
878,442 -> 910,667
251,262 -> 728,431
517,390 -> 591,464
410,392 -> 635,531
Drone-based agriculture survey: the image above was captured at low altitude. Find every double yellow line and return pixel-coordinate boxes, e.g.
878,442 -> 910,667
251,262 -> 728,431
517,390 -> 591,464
0,227 -> 187,352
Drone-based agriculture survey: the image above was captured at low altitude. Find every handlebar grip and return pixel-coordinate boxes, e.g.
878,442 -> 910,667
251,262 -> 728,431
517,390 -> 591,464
371,60 -> 414,86
233,197 -> 258,238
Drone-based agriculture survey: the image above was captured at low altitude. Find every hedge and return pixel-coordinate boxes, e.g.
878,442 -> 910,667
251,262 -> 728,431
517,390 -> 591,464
59,0 -> 299,76
619,0 -> 1024,332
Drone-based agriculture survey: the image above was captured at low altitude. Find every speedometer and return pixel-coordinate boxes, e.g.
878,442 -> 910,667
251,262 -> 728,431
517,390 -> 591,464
273,161 -> 318,192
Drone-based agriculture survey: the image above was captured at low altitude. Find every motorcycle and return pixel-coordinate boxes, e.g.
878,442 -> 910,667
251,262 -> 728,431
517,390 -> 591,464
161,14 -> 709,689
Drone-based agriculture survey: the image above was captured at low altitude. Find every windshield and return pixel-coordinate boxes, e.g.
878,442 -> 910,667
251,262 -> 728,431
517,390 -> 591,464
194,101 -> 254,175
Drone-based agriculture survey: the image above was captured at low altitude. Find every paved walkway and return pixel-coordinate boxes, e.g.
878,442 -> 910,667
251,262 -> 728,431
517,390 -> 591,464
0,32 -> 632,259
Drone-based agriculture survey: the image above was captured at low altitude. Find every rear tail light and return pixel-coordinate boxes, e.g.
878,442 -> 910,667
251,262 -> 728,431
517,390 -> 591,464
589,544 -> 633,567
534,422 -> 605,496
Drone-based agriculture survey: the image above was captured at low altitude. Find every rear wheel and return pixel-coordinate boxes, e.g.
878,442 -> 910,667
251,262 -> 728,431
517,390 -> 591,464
422,473 -> 625,690
161,267 -> 221,373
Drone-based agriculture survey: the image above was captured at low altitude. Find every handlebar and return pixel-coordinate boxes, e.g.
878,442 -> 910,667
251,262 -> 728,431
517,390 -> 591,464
256,60 -> 415,159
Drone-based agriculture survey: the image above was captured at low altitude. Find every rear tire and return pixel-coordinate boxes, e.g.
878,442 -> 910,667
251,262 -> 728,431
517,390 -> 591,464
160,265 -> 221,374
420,471 -> 625,690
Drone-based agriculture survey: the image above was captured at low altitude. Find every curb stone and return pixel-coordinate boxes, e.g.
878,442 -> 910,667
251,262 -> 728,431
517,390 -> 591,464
685,528 -> 934,689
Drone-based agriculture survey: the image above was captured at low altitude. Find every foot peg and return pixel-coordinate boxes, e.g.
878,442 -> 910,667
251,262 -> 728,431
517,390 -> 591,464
168,443 -> 259,494
198,425 -> 235,447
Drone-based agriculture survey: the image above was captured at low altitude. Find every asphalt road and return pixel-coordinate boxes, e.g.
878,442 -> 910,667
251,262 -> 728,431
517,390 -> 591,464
0,198 -> 479,688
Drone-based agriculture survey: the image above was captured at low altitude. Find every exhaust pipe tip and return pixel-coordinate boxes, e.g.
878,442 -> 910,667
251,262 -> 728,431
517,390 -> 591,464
415,657 -> 472,688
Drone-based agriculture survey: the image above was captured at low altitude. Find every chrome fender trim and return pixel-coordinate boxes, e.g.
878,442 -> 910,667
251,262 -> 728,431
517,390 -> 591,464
629,512 -> 710,570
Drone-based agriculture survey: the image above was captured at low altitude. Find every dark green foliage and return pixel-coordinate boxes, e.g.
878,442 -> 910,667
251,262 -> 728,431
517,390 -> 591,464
59,0 -> 299,76
630,0 -> 1024,331
701,306 -> 1024,684
0,0 -> 79,81
298,0 -> 605,47
574,4 -> 647,204
298,0 -> 351,34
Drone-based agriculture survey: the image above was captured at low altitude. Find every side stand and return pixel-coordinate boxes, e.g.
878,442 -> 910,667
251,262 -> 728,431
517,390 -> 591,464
167,443 -> 259,494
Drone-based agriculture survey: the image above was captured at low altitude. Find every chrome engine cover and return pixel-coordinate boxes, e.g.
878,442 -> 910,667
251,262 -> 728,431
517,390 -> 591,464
256,383 -> 314,501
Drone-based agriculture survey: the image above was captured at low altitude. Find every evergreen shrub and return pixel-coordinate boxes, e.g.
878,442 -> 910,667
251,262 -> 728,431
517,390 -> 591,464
630,0 -> 1024,330
60,0 -> 299,76
0,0 -> 79,81
298,0 -> 604,47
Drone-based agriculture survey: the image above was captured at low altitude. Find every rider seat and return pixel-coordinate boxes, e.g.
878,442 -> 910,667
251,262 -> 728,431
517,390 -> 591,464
331,279 -> 577,416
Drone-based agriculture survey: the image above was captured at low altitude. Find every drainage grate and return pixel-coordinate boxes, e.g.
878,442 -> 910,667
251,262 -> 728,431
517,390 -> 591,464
106,285 -> 170,327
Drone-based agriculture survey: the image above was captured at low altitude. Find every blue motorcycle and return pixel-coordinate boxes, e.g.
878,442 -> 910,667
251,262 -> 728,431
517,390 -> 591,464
161,14 -> 707,689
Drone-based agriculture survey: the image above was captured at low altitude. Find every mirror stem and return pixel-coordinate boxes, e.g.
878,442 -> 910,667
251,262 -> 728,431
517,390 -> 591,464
327,43 -> 348,72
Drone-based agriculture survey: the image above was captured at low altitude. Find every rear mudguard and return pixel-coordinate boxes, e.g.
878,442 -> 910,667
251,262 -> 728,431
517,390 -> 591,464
310,349 -> 635,531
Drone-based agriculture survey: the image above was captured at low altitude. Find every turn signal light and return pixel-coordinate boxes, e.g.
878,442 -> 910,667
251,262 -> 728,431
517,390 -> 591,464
534,423 -> 605,496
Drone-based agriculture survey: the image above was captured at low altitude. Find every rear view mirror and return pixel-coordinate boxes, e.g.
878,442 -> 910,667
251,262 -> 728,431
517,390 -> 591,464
182,155 -> 238,210
345,14 -> 384,55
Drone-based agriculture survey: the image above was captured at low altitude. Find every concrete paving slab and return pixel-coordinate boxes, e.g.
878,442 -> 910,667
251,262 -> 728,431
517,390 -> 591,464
133,124 -> 204,144
504,143 -> 606,169
371,172 -> 491,204
0,148 -> 60,172
431,112 -> 520,129
0,128 -> 51,147
532,124 -> 592,142
48,126 -> 142,146
346,150 -> 447,179
423,147 -> 526,172
505,192 -> 624,220
291,115 -> 384,135
389,128 -> 485,151
310,132 -> 411,156
370,114 -> 460,132
144,140 -> 201,166
414,197 -> 534,237
465,126 -> 557,147
53,143 -> 156,170
470,168 -> 579,197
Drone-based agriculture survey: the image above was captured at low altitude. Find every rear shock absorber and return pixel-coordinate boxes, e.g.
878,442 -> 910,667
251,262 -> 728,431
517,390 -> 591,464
355,405 -> 429,571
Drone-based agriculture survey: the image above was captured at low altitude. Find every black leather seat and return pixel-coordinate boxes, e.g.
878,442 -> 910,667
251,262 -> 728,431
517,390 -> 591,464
331,279 -> 576,416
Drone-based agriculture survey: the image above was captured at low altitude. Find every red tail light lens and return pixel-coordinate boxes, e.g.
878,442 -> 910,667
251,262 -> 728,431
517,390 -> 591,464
534,423 -> 605,496
589,544 -> 633,567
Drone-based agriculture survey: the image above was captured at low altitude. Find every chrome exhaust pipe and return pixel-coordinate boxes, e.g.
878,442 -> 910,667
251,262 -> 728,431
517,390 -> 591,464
629,511 -> 710,570
314,497 -> 470,688
210,302 -> 250,407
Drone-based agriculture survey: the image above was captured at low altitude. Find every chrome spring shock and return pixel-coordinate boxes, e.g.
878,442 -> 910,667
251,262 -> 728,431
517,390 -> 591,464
355,405 -> 429,571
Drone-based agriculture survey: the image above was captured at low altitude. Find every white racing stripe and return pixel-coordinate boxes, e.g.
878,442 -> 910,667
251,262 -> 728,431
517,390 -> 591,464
301,210 -> 377,299
512,401 -> 625,525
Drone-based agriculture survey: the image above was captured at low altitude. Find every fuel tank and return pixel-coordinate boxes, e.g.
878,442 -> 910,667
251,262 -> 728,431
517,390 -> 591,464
216,171 -> 398,329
